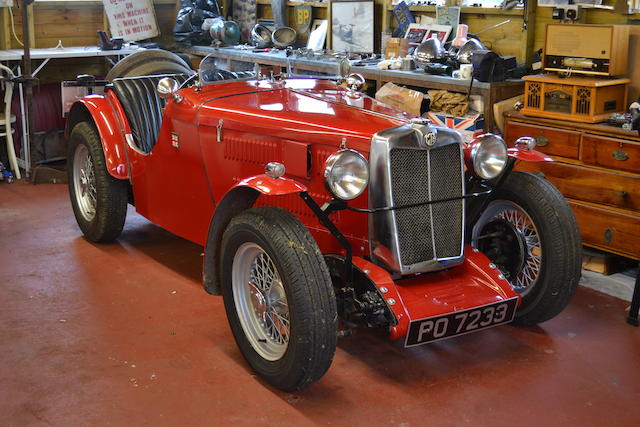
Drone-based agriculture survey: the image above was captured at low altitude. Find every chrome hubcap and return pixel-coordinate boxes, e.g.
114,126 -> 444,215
73,144 -> 97,222
472,200 -> 542,297
232,243 -> 290,361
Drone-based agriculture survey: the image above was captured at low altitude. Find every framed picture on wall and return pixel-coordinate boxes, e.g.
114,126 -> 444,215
331,0 -> 374,53
404,23 -> 430,47
423,24 -> 452,45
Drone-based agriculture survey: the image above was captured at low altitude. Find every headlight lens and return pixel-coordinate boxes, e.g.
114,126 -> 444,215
324,149 -> 369,200
470,134 -> 508,180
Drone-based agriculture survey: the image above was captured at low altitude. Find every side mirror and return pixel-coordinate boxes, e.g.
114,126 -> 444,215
157,77 -> 183,103
337,57 -> 350,81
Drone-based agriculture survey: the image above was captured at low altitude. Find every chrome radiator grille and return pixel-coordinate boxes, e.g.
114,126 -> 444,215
389,143 -> 464,266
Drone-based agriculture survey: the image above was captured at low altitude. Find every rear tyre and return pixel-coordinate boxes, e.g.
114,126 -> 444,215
67,122 -> 128,243
106,49 -> 194,80
472,171 -> 581,325
220,207 -> 337,391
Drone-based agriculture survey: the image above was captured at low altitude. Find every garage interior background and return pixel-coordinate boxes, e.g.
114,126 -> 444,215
1,1 -> 640,82
0,0 -> 639,424
3,0 -> 638,281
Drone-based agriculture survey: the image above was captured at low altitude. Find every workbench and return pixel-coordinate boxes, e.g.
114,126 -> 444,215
184,46 -> 525,132
0,46 -> 142,172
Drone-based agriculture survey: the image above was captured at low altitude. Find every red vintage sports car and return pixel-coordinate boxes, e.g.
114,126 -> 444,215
66,50 -> 581,391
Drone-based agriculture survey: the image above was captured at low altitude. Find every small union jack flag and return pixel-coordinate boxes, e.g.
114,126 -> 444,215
426,112 -> 485,143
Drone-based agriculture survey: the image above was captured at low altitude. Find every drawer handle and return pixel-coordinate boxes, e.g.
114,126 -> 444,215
612,150 -> 629,161
617,190 -> 628,198
535,136 -> 549,147
604,228 -> 613,245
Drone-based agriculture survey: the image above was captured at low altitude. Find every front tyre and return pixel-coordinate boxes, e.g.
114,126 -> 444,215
220,207 -> 337,391
67,122 -> 128,243
472,171 -> 581,325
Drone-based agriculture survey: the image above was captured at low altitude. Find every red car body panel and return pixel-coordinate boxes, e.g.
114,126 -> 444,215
351,248 -> 519,340
72,77 -> 529,340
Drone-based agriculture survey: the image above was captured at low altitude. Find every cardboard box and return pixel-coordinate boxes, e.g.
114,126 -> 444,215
384,38 -> 409,59
376,82 -> 423,116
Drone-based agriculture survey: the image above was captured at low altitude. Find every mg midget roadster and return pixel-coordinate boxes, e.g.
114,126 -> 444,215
66,50 -> 581,391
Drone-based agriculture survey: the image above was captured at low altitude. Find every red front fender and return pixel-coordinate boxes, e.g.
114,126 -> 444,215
234,174 -> 308,196
507,147 -> 553,162
203,175 -> 308,295
66,95 -> 129,180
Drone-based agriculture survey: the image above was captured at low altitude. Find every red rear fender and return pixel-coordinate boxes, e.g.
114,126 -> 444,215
66,94 -> 129,180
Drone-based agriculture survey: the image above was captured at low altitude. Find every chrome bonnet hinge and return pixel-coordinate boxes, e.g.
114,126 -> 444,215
216,119 -> 223,143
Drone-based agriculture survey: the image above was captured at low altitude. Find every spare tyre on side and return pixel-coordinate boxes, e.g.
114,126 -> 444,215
106,49 -> 195,81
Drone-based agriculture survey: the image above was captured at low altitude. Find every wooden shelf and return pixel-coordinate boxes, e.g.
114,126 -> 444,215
257,0 -> 329,8
386,5 -> 524,16
33,0 -> 178,4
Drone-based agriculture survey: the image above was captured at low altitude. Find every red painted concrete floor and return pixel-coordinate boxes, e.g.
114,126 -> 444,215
1,182 -> 639,426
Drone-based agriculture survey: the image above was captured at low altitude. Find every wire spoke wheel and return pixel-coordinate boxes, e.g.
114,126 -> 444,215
72,144 -> 97,222
67,121 -> 127,243
220,207 -> 337,390
470,172 -> 581,326
232,242 -> 290,361
472,200 -> 542,298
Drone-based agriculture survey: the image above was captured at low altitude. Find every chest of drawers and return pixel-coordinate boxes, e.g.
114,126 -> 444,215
504,112 -> 640,261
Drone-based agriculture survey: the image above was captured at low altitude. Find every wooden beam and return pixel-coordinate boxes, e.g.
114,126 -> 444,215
0,8 -> 11,50
27,2 -> 35,49
521,0 -> 537,65
103,9 -> 110,37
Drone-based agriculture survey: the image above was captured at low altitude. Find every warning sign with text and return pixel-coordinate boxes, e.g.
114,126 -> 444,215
103,0 -> 159,42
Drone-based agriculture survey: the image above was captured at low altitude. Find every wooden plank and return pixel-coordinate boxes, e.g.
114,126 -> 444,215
463,14 -> 524,59
521,0 -> 537,65
34,22 -> 108,39
28,3 -> 35,49
627,25 -> 640,104
0,8 -> 11,50
36,37 -> 101,49
582,248 -> 628,275
33,6 -> 104,25
256,0 -> 328,7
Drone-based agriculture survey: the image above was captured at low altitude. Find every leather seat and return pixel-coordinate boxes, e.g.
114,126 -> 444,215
112,70 -> 254,153
112,74 -> 191,153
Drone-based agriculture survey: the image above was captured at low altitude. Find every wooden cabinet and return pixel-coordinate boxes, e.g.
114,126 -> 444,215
504,112 -> 640,261
504,121 -> 581,159
581,134 -> 640,174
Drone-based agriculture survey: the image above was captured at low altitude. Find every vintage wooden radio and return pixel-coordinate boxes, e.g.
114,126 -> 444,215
543,24 -> 629,77
521,74 -> 629,123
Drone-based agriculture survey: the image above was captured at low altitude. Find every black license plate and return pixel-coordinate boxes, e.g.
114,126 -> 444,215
405,297 -> 519,347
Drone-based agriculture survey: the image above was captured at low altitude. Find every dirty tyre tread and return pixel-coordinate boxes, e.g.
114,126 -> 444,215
220,206 -> 337,391
67,122 -> 127,243
493,171 -> 581,325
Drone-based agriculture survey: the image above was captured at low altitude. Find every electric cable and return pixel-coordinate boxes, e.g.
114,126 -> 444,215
9,7 -> 24,47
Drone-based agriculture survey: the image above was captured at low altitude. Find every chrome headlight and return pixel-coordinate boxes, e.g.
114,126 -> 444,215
324,149 -> 369,200
470,134 -> 508,180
